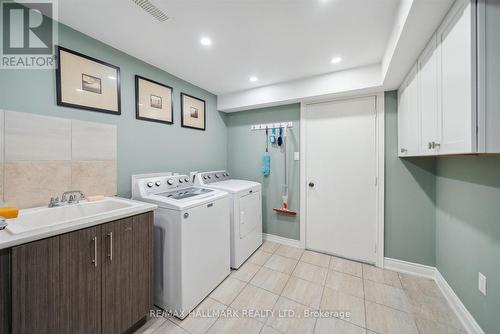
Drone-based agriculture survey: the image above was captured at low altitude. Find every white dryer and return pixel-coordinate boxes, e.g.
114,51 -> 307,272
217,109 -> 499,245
194,170 -> 262,269
132,173 -> 230,319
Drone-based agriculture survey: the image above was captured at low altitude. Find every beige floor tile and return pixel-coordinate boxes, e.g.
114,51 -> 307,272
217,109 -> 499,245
314,317 -> 366,334
250,266 -> 290,295
266,297 -> 317,334
170,298 -> 226,334
320,287 -> 366,328
365,300 -> 418,334
407,291 -> 464,330
260,325 -> 282,334
210,277 -> 247,305
362,264 -> 402,288
330,257 -> 363,278
248,250 -> 273,266
152,319 -> 190,334
264,254 -> 298,274
399,273 -> 443,299
261,240 -> 280,253
415,317 -> 467,334
136,317 -> 168,334
281,277 -> 324,309
275,245 -> 304,260
364,279 -> 411,312
230,285 -> 279,323
292,261 -> 328,285
206,315 -> 263,334
300,250 -> 331,268
231,261 -> 261,282
325,270 -> 364,298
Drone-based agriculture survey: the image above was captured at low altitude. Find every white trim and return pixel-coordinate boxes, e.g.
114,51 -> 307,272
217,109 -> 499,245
384,257 -> 436,279
262,233 -> 303,249
300,93 -> 385,267
435,270 -> 485,334
383,257 -> 485,334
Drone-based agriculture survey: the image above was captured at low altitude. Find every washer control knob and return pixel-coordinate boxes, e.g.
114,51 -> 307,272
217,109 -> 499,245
155,181 -> 161,187
167,178 -> 174,185
203,176 -> 207,180
184,177 -> 189,183
215,174 -> 220,178
147,182 -> 154,188
179,179 -> 183,183
208,175 -> 212,179
184,213 -> 189,219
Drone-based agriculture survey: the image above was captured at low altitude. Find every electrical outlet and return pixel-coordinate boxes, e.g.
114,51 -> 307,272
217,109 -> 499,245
478,272 -> 487,296
294,151 -> 300,161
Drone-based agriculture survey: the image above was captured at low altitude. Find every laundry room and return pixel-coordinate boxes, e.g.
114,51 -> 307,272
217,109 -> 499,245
0,1 -> 499,334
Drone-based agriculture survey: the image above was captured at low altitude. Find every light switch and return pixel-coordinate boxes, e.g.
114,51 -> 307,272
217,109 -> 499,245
478,272 -> 487,296
294,152 -> 300,161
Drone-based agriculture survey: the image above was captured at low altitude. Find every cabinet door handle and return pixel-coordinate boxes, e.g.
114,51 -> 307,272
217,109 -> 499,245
92,236 -> 98,267
107,232 -> 113,261
428,142 -> 433,150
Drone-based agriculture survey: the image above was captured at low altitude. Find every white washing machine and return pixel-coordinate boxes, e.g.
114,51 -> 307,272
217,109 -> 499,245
132,173 -> 230,319
194,170 -> 262,269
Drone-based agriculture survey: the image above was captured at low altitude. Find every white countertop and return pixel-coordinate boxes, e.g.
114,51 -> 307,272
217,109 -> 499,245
0,197 -> 157,250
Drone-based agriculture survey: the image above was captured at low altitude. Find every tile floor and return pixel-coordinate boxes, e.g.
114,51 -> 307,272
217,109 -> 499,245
136,241 -> 467,334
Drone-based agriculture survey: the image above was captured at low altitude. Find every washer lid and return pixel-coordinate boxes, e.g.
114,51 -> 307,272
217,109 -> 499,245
140,187 -> 228,210
205,179 -> 261,194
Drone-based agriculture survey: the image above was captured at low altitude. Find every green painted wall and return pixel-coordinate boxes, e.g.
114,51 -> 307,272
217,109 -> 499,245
0,20 -> 226,197
226,104 -> 300,240
436,157 -> 500,333
384,91 -> 436,266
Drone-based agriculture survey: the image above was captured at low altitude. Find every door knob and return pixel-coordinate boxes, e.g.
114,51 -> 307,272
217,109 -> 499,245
308,182 -> 315,188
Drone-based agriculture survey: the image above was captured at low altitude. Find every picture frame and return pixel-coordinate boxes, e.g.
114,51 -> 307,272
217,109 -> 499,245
56,46 -> 121,115
135,75 -> 174,124
181,93 -> 206,131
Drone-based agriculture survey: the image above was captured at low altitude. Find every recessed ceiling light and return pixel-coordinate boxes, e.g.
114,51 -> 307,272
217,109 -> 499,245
330,56 -> 342,64
249,76 -> 258,82
200,37 -> 212,46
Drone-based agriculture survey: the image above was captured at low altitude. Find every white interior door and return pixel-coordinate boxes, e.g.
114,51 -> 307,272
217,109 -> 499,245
305,96 -> 377,264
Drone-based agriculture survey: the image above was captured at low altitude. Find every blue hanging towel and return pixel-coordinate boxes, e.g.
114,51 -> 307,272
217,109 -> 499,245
262,151 -> 270,176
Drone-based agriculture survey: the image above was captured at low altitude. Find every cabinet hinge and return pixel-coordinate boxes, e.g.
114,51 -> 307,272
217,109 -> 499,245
375,177 -> 378,186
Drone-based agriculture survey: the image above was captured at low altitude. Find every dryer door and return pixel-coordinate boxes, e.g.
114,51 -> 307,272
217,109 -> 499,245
239,191 -> 261,238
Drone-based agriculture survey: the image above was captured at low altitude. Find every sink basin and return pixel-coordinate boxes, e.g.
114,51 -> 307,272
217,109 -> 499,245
6,198 -> 141,235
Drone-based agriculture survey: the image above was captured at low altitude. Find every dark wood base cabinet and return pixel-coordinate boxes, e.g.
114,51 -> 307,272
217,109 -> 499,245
0,211 -> 153,334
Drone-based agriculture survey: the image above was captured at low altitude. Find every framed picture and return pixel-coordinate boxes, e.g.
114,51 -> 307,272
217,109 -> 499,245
181,93 -> 206,131
135,75 -> 173,124
56,46 -> 121,115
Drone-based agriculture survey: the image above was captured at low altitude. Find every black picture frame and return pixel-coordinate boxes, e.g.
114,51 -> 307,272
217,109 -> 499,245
180,93 -> 206,131
135,75 -> 174,125
55,45 -> 121,115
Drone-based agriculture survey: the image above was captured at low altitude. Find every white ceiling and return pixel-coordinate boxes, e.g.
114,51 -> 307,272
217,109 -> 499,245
57,0 -> 400,95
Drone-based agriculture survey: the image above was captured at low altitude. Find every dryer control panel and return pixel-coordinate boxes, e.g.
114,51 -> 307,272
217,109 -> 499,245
197,170 -> 231,184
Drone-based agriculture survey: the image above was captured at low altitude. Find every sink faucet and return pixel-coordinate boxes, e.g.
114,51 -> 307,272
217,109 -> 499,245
48,190 -> 86,208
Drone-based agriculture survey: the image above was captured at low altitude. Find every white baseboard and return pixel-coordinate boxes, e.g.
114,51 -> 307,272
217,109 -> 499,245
435,270 -> 485,334
383,257 -> 484,334
383,257 -> 436,279
262,233 -> 303,248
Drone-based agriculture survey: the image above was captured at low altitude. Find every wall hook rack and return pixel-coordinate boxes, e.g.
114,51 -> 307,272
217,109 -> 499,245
250,121 -> 293,131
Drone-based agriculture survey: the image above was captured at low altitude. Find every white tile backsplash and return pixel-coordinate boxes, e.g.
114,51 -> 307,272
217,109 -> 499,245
5,111 -> 71,161
71,120 -> 117,160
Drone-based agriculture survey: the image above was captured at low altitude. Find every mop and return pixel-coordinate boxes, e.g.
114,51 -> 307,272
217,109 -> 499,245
273,126 -> 297,216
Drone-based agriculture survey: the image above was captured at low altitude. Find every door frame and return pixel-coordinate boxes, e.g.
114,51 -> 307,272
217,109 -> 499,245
299,93 -> 385,267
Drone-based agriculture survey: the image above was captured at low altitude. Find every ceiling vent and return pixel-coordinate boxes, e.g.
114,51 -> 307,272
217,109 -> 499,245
131,0 -> 169,22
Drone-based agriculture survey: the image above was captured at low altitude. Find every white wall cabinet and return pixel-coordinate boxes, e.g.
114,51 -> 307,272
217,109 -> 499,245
398,0 -> 500,157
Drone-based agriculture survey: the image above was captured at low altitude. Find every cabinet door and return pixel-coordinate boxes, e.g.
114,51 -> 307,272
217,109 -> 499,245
11,237 -> 60,334
0,249 -> 10,334
398,65 -> 420,156
102,213 -> 152,334
419,34 -> 440,154
438,0 -> 475,154
59,226 -> 101,334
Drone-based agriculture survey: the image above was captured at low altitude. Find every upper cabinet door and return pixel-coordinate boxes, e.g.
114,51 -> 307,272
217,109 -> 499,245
398,65 -> 419,156
438,1 -> 476,154
419,34 -> 440,154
